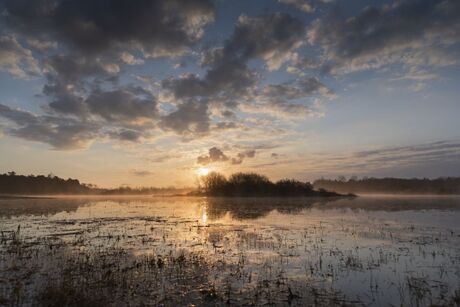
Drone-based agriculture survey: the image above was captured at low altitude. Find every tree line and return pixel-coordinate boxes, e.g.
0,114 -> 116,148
194,172 -> 345,197
0,172 -> 187,195
313,177 -> 460,194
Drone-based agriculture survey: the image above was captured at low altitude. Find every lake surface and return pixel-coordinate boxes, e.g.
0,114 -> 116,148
1,196 -> 460,306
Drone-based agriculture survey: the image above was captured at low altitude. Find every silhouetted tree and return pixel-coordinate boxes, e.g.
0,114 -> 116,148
0,172 -> 190,195
196,172 -> 343,197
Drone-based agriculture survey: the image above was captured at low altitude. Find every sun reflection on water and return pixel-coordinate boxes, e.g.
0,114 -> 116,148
202,206 -> 207,224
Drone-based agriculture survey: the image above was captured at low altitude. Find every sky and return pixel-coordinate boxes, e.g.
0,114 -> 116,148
0,0 -> 459,188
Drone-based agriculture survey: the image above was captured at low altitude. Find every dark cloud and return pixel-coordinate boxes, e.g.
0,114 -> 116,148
197,147 -> 256,165
257,77 -> 334,115
231,150 -> 256,165
109,129 -> 144,142
162,59 -> 257,106
45,54 -> 119,83
223,13 -> 305,70
278,0 -> 332,13
2,0 -> 215,57
214,122 -> 239,130
0,104 -> 97,149
42,54 -> 121,116
0,1 -> 216,146
262,77 -> 332,100
164,13 -> 306,99
0,35 -> 40,78
197,147 -> 229,165
162,13 -> 307,137
86,86 -> 157,123
308,0 -> 460,73
45,82 -> 158,125
159,99 -> 209,135
0,100 -> 151,148
131,170 -> 154,177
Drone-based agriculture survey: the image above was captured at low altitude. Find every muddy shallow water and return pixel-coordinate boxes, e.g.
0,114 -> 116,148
1,196 -> 459,306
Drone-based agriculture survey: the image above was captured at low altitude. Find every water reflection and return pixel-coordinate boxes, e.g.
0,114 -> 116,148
0,195 -> 459,219
0,197 -> 86,217
314,195 -> 460,211
205,197 -> 333,220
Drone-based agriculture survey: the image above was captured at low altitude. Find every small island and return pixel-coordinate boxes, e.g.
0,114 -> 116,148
190,172 -> 353,197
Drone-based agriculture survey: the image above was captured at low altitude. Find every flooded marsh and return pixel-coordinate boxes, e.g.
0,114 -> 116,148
1,196 -> 460,306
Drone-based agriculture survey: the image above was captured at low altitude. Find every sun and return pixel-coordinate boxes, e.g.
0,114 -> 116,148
197,167 -> 210,176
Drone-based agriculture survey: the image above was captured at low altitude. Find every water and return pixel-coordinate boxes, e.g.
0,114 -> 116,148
1,196 -> 459,306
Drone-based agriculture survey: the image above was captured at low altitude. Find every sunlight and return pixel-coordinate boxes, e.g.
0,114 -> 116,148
202,210 -> 207,225
197,167 -> 210,176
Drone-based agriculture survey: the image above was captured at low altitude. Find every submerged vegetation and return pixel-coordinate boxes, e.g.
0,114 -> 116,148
194,172 -> 348,197
1,197 -> 459,306
314,177 -> 460,195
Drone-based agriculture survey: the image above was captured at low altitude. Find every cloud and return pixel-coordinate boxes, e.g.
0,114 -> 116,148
164,13 -> 306,100
45,54 -> 119,83
197,147 -> 257,165
286,52 -> 319,75
0,100 -> 153,149
109,129 -> 144,142
278,0 -> 332,13
1,9 -> 312,146
254,77 -> 334,116
288,141 -> 460,177
120,52 -> 144,65
240,140 -> 460,179
131,170 -> 154,177
231,150 -> 256,165
353,141 -> 460,160
213,121 -> 239,130
0,104 -> 97,149
161,12 -> 307,138
42,54 -> 121,116
308,0 -> 460,74
159,99 -> 210,135
162,61 -> 257,102
2,0 -> 215,57
0,1 -> 216,147
86,86 -> 157,123
197,147 -> 229,165
225,13 -> 305,71
0,36 -> 40,78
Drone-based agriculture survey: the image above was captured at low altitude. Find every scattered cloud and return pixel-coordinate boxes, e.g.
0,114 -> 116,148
0,36 -> 40,78
197,147 -> 229,165
255,77 -> 335,116
231,150 -> 256,165
159,99 -> 210,136
197,147 -> 257,166
278,0 -> 333,13
131,170 -> 154,177
0,104 -> 97,150
308,0 -> 460,74
86,86 -> 157,123
2,0 -> 215,57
